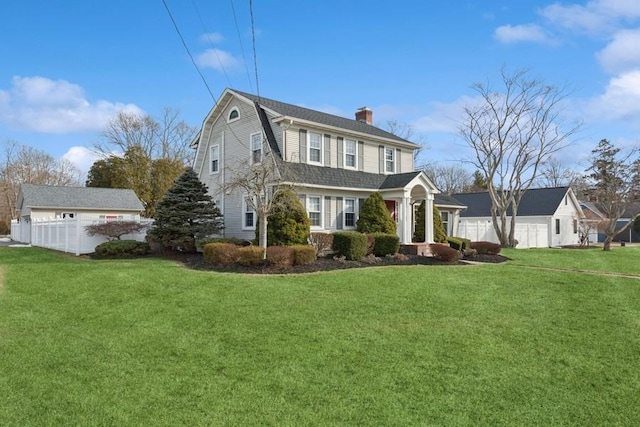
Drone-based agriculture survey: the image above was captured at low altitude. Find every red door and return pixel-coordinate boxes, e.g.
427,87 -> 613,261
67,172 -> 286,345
384,200 -> 397,222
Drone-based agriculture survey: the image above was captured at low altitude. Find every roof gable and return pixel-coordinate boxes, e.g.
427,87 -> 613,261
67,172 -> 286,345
18,184 -> 144,212
454,187 -> 576,217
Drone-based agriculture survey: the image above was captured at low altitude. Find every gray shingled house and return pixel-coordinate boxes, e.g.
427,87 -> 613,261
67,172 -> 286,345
192,88 -> 465,245
13,184 -> 144,246
453,186 -> 585,248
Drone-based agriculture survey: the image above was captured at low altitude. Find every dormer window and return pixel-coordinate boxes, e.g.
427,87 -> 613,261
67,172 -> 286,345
227,107 -> 240,122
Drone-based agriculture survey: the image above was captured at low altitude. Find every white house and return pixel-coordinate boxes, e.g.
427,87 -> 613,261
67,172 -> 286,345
191,88 -> 464,245
453,187 -> 585,248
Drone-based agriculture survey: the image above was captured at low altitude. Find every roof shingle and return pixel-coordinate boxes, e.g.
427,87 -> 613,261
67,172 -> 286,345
20,184 -> 144,211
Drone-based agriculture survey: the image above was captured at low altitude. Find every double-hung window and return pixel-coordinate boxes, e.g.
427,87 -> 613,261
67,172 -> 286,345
385,147 -> 395,173
309,132 -> 322,164
345,139 -> 356,168
308,196 -> 322,227
441,211 -> 450,236
251,133 -> 263,164
344,198 -> 356,228
243,197 -> 256,229
210,145 -> 219,173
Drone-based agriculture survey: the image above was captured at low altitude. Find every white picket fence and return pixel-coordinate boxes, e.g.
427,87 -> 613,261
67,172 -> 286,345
11,215 -> 152,256
458,220 -> 549,249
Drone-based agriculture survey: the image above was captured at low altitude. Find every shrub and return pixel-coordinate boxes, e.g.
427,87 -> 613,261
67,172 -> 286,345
197,237 -> 250,251
332,231 -> 368,260
365,234 -> 376,255
94,240 -> 150,257
266,246 -> 295,269
357,192 -> 396,234
471,241 -> 502,255
85,220 -> 148,241
291,245 -> 317,265
447,236 -> 471,251
429,243 -> 461,262
412,202 -> 447,243
0,220 -> 9,235
203,243 -> 239,265
372,233 -> 400,257
309,232 -> 333,256
258,187 -> 310,246
433,206 -> 448,243
237,246 -> 265,266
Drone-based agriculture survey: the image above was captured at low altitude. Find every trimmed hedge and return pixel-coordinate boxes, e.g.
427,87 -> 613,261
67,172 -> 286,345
332,231 -> 368,261
197,237 -> 250,251
203,243 -> 239,265
471,241 -> 502,255
429,243 -> 461,262
291,245 -> 317,265
372,233 -> 400,257
237,246 -> 265,266
266,246 -> 295,269
94,240 -> 150,257
447,236 -> 471,251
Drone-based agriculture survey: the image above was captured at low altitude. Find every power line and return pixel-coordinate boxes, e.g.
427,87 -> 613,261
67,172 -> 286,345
249,0 -> 260,99
230,0 -> 254,92
191,0 -> 233,88
162,0 -> 217,102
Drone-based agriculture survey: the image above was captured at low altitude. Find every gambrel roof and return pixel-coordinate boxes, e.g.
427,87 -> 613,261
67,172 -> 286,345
453,187 -> 578,217
18,184 -> 144,212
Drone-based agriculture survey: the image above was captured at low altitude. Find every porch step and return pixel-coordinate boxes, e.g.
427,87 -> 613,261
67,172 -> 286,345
399,243 -> 431,256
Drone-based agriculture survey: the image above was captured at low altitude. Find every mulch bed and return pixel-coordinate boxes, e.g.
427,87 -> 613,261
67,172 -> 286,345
156,251 -> 509,274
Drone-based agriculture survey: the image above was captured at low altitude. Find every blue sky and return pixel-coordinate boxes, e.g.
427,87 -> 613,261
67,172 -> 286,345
1,0 -> 639,177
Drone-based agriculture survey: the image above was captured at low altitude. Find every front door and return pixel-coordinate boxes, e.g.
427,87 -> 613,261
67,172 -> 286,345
384,200 -> 397,222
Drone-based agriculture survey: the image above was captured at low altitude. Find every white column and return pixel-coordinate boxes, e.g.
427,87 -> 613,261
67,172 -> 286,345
400,194 -> 411,244
426,193 -> 435,243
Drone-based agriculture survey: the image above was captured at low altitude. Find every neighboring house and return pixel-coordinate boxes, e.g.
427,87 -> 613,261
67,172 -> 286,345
579,200 -> 606,244
453,187 -> 585,248
434,193 -> 466,237
14,184 -> 144,244
192,88 -> 459,245
610,203 -> 640,243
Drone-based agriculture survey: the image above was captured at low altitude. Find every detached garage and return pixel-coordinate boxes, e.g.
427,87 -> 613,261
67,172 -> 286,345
453,187 -> 585,248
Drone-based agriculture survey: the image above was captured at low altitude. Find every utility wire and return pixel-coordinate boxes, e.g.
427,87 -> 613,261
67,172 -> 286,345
191,0 -> 232,88
230,0 -> 254,92
162,0 -> 217,103
249,0 -> 260,99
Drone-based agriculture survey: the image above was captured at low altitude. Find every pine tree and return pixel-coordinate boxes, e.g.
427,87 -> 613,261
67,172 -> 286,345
148,167 -> 222,252
433,205 -> 447,243
356,192 -> 396,234
256,187 -> 310,246
413,201 -> 447,242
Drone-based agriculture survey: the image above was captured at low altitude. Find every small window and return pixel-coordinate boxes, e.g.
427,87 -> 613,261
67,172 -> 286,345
243,197 -> 255,229
573,219 -> 578,234
309,132 -> 322,164
210,144 -> 220,173
565,195 -> 568,205
62,212 -> 75,219
308,196 -> 322,227
385,147 -> 395,173
228,107 -> 240,122
441,211 -> 450,236
345,139 -> 356,168
251,133 -> 263,164
344,198 -> 356,228
555,218 -> 561,235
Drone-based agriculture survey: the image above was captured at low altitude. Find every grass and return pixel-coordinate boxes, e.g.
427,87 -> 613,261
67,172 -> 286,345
1,247 -> 640,425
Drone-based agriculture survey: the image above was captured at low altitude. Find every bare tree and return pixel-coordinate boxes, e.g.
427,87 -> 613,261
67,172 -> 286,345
379,119 -> 428,167
0,140 -> 80,223
586,138 -> 640,251
96,107 -> 197,164
459,68 -> 582,247
422,162 -> 473,194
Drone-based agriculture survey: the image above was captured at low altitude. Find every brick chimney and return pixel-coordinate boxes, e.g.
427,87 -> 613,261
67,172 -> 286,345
355,107 -> 372,125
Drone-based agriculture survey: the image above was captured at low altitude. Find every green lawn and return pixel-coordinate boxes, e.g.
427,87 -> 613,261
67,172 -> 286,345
1,247 -> 639,426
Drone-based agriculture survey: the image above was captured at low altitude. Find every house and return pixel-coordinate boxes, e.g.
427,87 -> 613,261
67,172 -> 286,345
579,200 -> 605,244
453,187 -> 585,248
13,184 -> 145,244
192,88 -> 461,245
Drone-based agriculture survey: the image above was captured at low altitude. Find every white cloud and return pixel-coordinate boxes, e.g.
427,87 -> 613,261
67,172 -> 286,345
494,24 -> 553,44
411,98 -> 473,134
596,28 -> 640,73
196,48 -> 241,72
588,70 -> 640,122
540,0 -> 640,34
0,76 -> 142,133
199,32 -> 224,44
62,146 -> 101,177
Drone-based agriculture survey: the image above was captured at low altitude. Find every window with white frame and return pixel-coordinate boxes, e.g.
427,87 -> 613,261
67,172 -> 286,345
345,139 -> 356,168
309,132 -> 322,164
344,198 -> 356,228
251,132 -> 263,164
441,211 -> 450,235
243,197 -> 256,229
385,147 -> 395,173
307,196 -> 322,227
210,144 -> 220,173
228,107 -> 240,122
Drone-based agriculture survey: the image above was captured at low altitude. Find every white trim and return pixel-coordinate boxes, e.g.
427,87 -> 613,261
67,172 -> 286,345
307,195 -> 323,229
250,132 -> 263,165
242,196 -> 256,230
343,197 -> 357,229
384,146 -> 395,174
344,139 -> 357,169
308,131 -> 323,165
209,144 -> 220,174
227,106 -> 240,123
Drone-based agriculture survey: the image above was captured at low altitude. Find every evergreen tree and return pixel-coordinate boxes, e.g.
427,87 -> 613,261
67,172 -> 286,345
412,201 -> 447,242
356,192 -> 396,234
256,187 -> 310,246
148,167 -> 222,252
